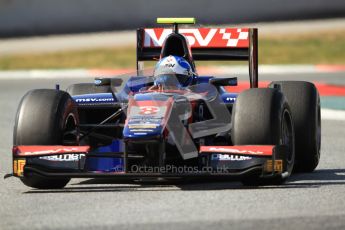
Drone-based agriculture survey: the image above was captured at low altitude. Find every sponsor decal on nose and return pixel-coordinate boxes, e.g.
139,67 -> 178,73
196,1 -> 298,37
139,106 -> 160,115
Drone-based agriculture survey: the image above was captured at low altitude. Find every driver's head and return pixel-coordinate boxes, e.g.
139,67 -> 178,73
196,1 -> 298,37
153,55 -> 193,88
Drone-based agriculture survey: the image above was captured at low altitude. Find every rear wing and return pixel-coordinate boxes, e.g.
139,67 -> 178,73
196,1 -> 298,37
136,27 -> 258,87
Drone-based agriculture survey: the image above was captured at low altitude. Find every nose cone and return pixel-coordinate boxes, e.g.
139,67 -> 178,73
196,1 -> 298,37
123,122 -> 164,139
123,95 -> 174,140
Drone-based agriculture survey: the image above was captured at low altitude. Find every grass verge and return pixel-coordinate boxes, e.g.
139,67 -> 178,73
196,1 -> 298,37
0,30 -> 344,70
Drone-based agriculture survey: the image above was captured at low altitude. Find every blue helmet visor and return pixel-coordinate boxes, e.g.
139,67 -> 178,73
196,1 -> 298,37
154,74 -> 191,88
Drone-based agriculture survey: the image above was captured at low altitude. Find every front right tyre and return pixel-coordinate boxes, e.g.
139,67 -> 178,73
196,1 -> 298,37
13,89 -> 79,189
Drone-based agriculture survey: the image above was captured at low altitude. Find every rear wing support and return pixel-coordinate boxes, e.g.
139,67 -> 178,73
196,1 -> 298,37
249,29 -> 258,88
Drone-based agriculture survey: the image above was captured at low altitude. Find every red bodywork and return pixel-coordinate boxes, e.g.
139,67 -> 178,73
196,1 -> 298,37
13,146 -> 90,157
200,145 -> 274,156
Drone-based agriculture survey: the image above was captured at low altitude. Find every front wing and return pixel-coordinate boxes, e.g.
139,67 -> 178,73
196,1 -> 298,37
11,145 -> 289,180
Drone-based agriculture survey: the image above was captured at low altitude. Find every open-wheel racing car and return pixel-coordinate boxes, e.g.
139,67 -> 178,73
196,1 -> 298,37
9,18 -> 321,188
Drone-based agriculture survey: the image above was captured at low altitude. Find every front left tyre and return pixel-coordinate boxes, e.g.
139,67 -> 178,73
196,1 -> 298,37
269,81 -> 321,172
231,88 -> 295,185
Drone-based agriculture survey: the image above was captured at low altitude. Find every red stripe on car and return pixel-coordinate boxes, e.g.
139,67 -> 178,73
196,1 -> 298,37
200,145 -> 274,156
13,146 -> 90,156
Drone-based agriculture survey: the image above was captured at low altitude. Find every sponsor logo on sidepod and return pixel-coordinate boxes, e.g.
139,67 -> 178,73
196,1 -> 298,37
75,98 -> 114,103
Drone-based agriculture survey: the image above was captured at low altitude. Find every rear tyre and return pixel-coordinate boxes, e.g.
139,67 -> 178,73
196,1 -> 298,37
13,89 -> 79,189
231,88 -> 295,185
269,81 -> 321,172
66,83 -> 112,96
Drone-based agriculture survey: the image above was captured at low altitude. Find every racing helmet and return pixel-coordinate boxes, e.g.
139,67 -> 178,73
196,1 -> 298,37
153,55 -> 193,88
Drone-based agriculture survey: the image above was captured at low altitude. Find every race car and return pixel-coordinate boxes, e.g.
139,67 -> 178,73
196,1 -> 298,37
9,18 -> 321,189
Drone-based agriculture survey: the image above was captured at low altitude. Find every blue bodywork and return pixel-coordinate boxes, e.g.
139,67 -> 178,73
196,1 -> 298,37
73,76 -> 238,105
84,141 -> 124,172
72,75 -> 238,172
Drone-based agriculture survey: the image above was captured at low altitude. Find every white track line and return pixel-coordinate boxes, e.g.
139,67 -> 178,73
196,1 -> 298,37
321,109 -> 345,121
215,65 -> 318,75
0,65 -> 344,80
0,69 -> 90,80
0,69 -> 343,121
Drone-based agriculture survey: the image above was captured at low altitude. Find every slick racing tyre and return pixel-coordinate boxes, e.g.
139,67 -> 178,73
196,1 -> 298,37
231,88 -> 295,185
13,89 -> 79,189
269,81 -> 321,172
66,83 -> 112,96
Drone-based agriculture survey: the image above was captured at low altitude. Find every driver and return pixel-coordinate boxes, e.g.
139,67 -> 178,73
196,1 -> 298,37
149,55 -> 194,90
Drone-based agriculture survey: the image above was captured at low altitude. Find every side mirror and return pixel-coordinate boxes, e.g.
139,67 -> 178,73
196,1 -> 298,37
94,78 -> 123,87
209,77 -> 238,87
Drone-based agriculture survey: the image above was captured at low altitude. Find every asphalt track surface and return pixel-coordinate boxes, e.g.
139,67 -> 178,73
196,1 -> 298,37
0,72 -> 345,230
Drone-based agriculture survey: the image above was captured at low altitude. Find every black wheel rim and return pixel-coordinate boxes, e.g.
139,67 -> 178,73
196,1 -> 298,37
316,98 -> 321,155
63,113 -> 79,145
281,110 -> 294,163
